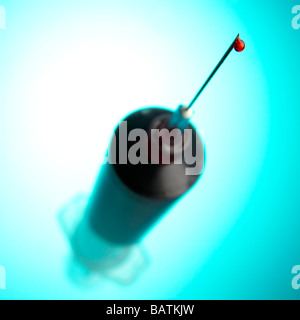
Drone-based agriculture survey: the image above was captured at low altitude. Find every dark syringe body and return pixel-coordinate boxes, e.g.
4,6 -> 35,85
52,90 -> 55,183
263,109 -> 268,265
86,108 -> 204,244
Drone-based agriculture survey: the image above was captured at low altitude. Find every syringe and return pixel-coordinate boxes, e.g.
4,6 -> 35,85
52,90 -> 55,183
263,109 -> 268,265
61,33 -> 245,281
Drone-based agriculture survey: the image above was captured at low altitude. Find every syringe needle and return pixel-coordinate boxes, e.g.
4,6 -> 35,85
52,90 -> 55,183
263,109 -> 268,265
187,34 -> 245,110
169,34 -> 245,131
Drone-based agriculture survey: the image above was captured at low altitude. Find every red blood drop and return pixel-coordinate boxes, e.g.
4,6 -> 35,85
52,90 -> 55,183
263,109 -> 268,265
234,36 -> 245,52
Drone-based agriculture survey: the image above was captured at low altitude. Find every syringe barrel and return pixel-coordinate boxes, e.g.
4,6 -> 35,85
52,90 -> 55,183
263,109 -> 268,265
86,107 -> 204,245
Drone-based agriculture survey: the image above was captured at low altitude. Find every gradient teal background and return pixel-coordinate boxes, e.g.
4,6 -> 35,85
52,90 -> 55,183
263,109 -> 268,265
0,0 -> 299,299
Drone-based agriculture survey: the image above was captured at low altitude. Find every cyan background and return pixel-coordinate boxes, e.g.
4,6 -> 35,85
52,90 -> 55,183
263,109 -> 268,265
0,0 -> 299,299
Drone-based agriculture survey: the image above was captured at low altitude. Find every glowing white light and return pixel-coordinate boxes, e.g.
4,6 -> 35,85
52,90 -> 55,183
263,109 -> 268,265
30,40 -> 161,168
